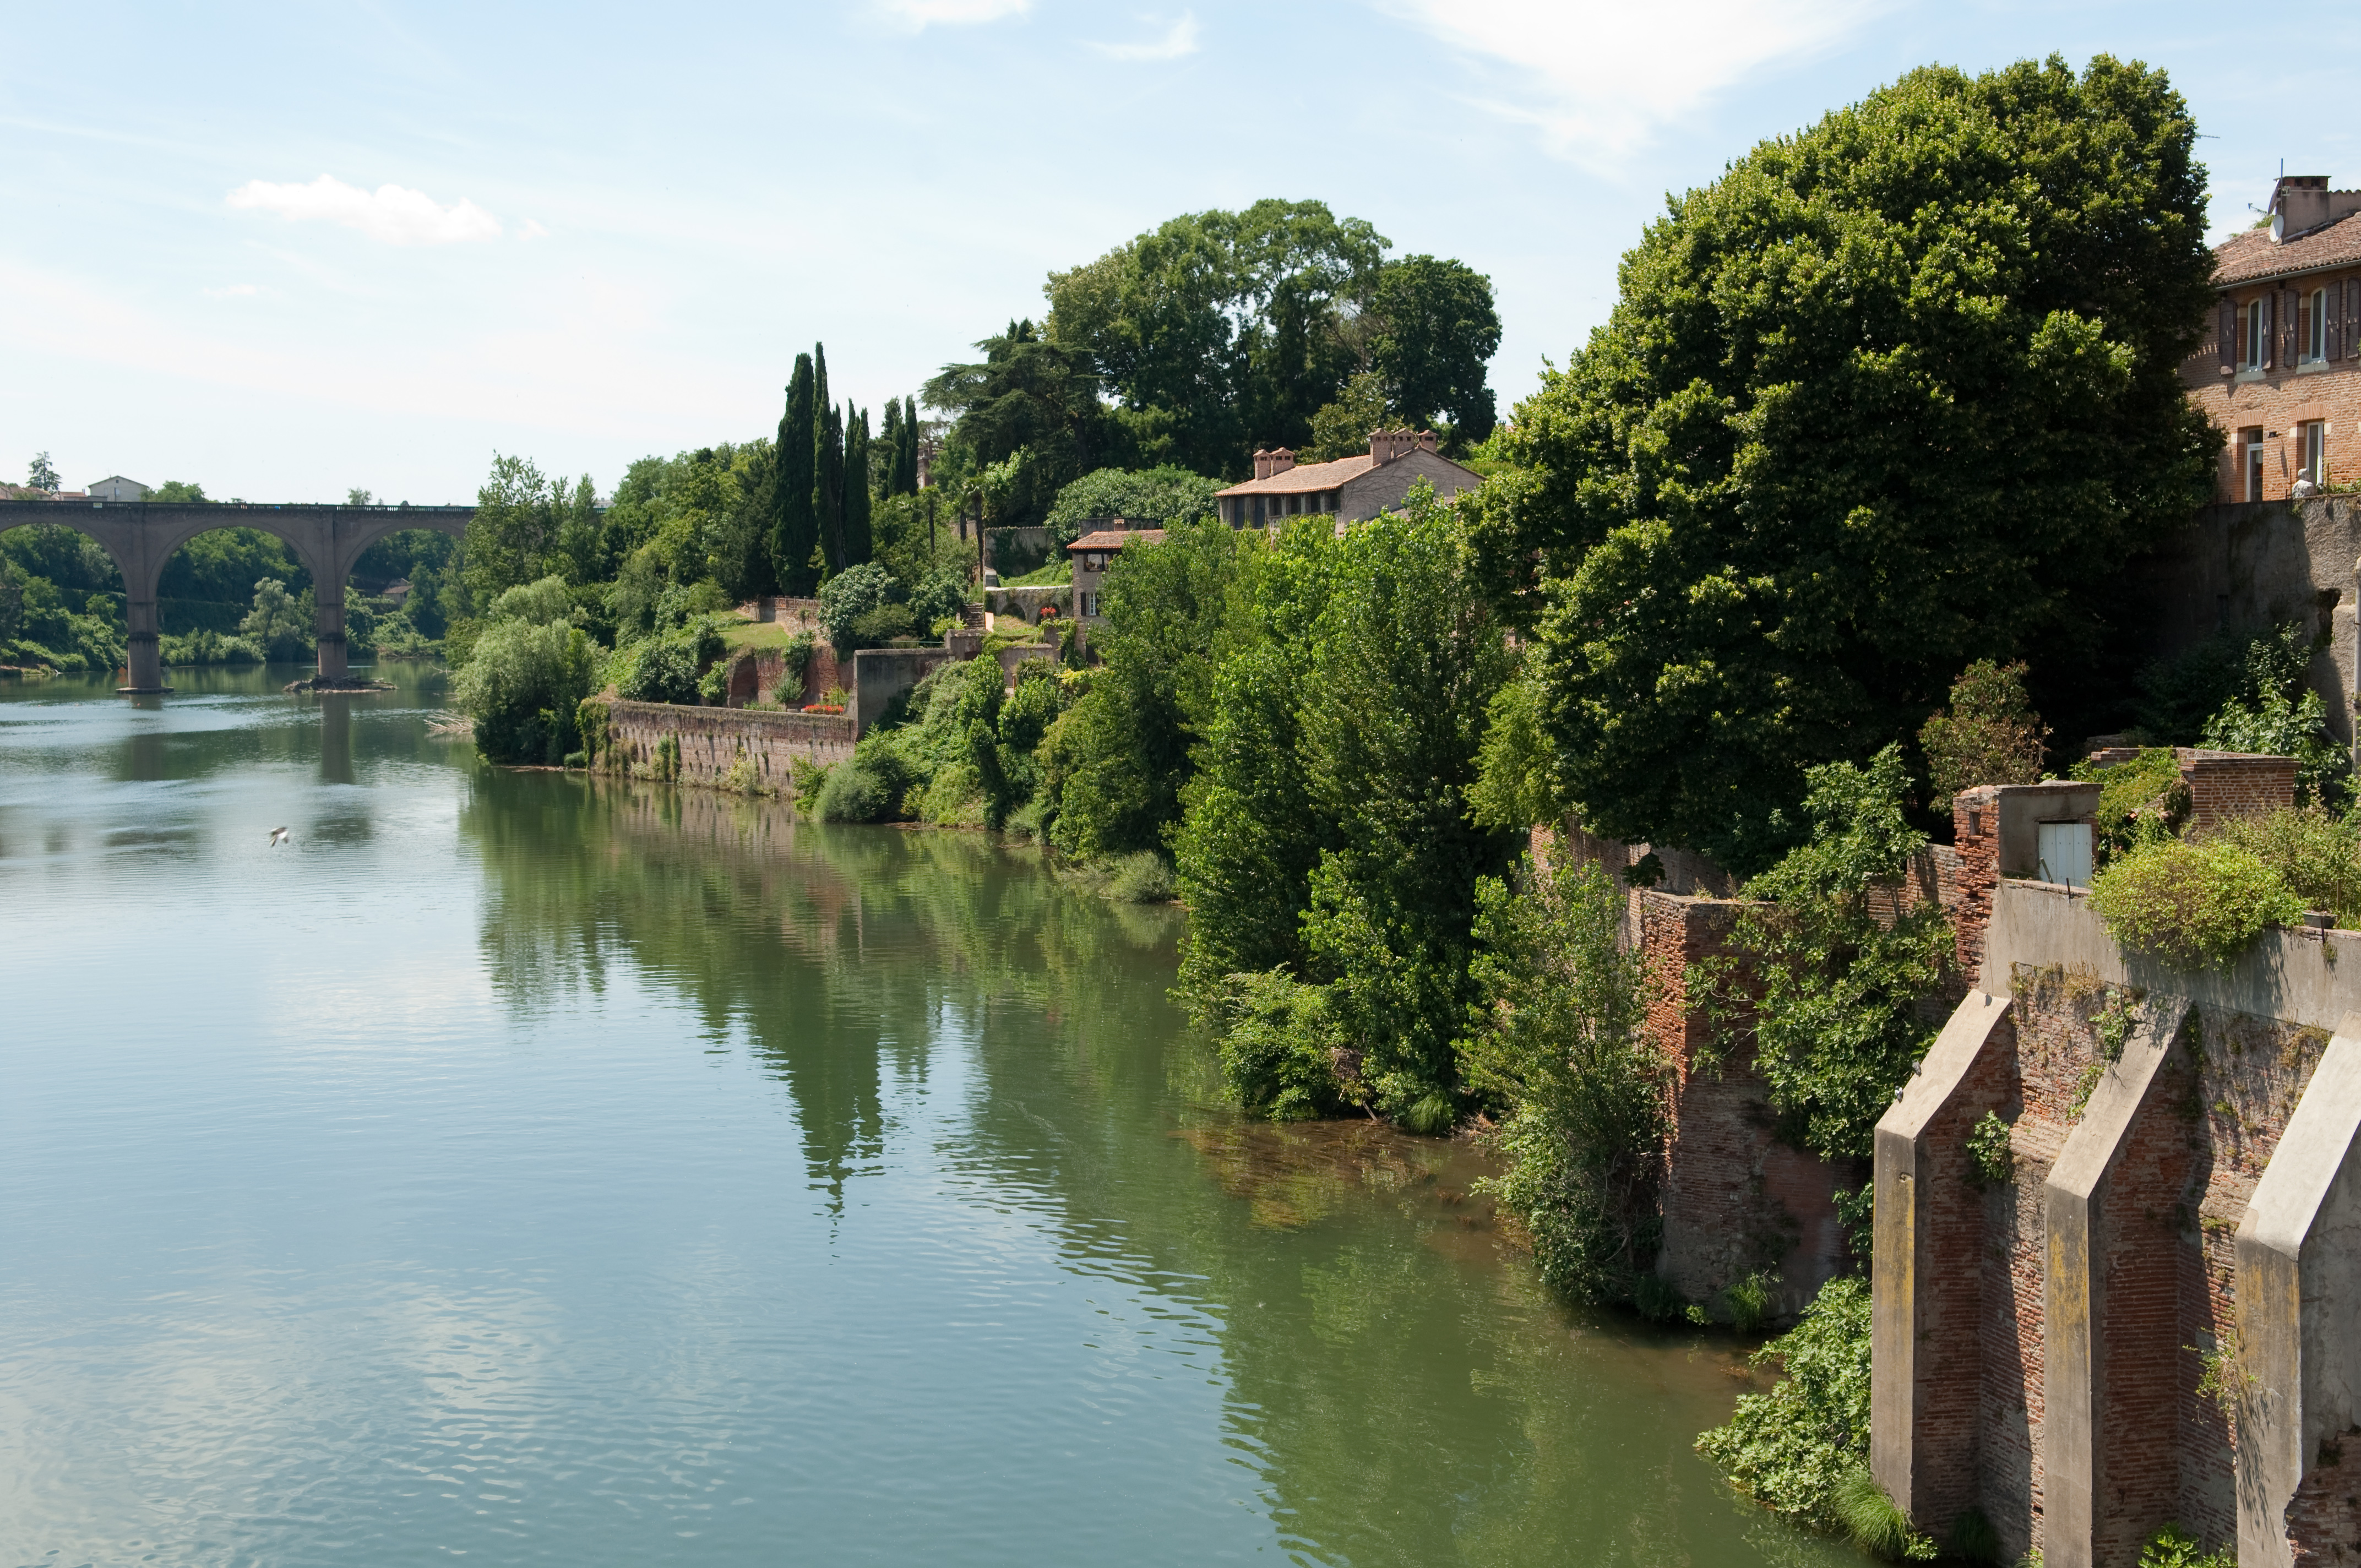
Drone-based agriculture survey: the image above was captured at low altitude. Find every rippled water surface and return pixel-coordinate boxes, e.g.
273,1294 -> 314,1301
0,666 -> 1853,1566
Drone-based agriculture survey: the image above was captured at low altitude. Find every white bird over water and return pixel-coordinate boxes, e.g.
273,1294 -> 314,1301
268,827 -> 291,847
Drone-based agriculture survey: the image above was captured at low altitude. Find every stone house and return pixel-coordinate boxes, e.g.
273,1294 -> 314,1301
1212,428 -> 1483,526
1067,526 -> 1165,627
2186,175 -> 2361,500
87,476 -> 151,503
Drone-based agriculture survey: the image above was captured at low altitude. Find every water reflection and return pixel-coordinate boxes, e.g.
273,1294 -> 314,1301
460,775 -> 1848,1568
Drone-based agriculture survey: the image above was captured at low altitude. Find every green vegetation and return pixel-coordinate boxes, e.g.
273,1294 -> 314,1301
1966,1110 -> 2016,1189
2087,836 -> 2305,969
1694,748 -> 1954,1161
1919,661 -> 2049,816
450,576 -> 600,765
2074,747 -> 2189,859
2139,1524 -> 2233,1568
1696,1278 -> 1893,1537
2210,805 -> 2361,927
1471,57 -> 2216,872
1041,465 -> 1220,542
1461,856 -> 1665,1306
2197,623 -> 2348,804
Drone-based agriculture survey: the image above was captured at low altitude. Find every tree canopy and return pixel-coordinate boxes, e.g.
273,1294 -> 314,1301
1473,55 -> 2218,872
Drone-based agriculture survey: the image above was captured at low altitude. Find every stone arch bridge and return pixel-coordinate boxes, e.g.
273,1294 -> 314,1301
0,498 -> 474,690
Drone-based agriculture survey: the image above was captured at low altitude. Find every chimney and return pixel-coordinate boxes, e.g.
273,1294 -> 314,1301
1252,448 -> 1275,480
2269,175 -> 2359,241
1267,447 -> 1296,476
1413,429 -> 1438,454
1369,428 -> 1413,463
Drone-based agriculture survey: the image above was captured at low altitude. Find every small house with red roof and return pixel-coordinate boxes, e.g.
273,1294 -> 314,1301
2186,175 -> 2361,500
1212,428 -> 1483,527
1068,525 -> 1166,625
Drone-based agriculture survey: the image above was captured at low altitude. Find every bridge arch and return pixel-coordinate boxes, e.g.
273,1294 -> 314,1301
0,499 -> 472,689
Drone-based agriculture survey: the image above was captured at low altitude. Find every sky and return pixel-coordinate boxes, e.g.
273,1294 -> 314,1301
3,0 -> 2357,505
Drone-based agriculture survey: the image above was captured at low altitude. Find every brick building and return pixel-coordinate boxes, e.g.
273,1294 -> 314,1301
2185,175 -> 2361,500
1067,526 -> 1164,628
1212,428 -> 1483,526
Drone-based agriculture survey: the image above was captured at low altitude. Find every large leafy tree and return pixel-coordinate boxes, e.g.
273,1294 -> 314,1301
924,320 -> 1107,529
1473,56 -> 2218,872
463,454 -> 597,607
1370,255 -> 1501,447
1045,200 -> 1387,476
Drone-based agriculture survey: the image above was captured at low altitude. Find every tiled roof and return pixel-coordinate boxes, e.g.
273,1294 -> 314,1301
2213,210 -> 2361,286
1068,528 -> 1166,552
1216,454 -> 1377,497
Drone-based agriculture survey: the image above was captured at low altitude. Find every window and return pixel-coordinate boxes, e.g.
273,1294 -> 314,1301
2306,288 -> 2327,363
2303,422 -> 2327,487
2246,299 -> 2267,368
2243,429 -> 2265,502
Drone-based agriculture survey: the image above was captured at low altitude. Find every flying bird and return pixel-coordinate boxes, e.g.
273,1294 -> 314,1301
269,827 -> 291,846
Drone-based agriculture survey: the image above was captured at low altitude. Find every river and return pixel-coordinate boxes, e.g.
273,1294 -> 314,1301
0,665 -> 1854,1566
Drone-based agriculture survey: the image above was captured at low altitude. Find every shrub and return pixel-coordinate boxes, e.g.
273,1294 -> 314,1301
1966,1110 -> 2016,1188
2210,804 -> 2361,928
1919,660 -> 2048,814
817,764 -> 891,824
1832,1469 -> 1937,1561
1697,1276 -> 1875,1531
2139,1523 -> 2232,1568
1464,856 -> 1665,1304
1693,747 -> 1952,1160
2199,623 -> 2348,805
1207,968 -> 1353,1121
2087,837 -> 2304,970
240,577 -> 313,659
818,560 -> 896,649
451,617 -> 599,765
618,619 -> 725,705
2072,747 -> 2188,861
1105,851 -> 1175,903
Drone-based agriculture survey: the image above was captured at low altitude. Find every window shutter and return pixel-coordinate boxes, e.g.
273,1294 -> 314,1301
2262,291 -> 2277,368
2350,278 -> 2361,358
2220,297 -> 2238,371
2284,288 -> 2300,367
2333,283 -> 2346,362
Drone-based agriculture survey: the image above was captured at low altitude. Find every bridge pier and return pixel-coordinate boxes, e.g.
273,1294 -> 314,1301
313,576 -> 347,682
123,590 -> 166,693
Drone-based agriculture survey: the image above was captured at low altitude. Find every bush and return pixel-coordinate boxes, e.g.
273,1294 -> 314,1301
1464,856 -> 1665,1304
1832,1469 -> 1936,1561
2210,805 -> 2361,928
451,617 -> 599,765
1042,465 -> 1220,544
2087,836 -> 2304,970
2139,1524 -> 2233,1568
1696,1276 -> 1877,1533
1918,659 -> 2047,814
1206,968 -> 1353,1120
618,618 -> 725,704
2072,747 -> 2188,861
818,560 -> 896,649
2198,623 -> 2348,805
1105,850 -> 1174,903
817,764 -> 891,824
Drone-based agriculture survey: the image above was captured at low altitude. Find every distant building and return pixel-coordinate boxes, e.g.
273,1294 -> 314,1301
1067,526 -> 1166,626
2185,175 -> 2361,500
1212,428 -> 1484,527
87,476 -> 151,503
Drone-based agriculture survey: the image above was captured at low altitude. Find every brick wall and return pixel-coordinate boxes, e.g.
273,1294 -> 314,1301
1893,959 -> 2337,1563
2179,750 -> 2299,832
2183,277 -> 2361,501
596,697 -> 855,793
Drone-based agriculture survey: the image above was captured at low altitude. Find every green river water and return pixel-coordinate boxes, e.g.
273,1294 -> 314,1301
0,665 -> 1857,1566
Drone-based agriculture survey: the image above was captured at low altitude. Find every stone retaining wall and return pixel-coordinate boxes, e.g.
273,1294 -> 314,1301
594,697 -> 854,793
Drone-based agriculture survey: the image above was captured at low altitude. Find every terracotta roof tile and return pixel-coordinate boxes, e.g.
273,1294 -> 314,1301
1215,455 -> 1376,496
2213,210 -> 2361,287
1067,528 -> 1166,551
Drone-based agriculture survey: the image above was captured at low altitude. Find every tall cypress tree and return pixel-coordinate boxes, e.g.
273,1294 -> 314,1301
771,356 -> 819,596
814,344 -> 845,576
844,406 -> 874,567
896,395 -> 921,496
879,399 -> 904,498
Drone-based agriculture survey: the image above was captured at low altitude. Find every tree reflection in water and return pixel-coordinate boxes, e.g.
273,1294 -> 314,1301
461,772 -> 1853,1568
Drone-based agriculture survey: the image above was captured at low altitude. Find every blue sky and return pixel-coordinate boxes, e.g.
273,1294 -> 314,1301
3,0 -> 2355,504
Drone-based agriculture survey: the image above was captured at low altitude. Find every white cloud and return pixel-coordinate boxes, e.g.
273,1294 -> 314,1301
1090,13 -> 1198,61
872,0 -> 1029,31
1381,0 -> 1889,164
226,174 -> 502,246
